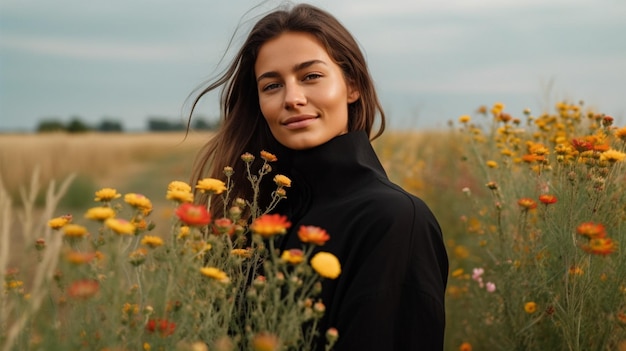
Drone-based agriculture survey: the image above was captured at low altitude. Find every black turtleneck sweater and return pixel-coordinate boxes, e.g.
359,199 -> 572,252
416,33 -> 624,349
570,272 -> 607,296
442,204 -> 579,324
274,131 -> 448,351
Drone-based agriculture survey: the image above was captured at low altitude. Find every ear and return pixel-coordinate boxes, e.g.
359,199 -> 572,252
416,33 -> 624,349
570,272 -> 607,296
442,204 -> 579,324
347,84 -> 360,104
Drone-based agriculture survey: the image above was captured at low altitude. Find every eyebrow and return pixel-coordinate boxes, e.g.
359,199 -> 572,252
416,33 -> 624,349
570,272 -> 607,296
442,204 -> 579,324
256,59 -> 327,82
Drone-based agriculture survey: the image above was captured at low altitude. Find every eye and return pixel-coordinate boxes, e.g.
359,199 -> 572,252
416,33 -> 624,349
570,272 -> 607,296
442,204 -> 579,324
303,73 -> 323,81
262,82 -> 282,92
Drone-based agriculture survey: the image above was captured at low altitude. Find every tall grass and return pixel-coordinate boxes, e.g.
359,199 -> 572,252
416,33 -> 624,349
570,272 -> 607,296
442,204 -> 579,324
2,107 -> 625,350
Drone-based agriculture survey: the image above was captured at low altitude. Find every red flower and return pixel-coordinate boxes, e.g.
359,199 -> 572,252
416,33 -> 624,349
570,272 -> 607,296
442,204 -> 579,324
538,194 -> 557,205
67,279 -> 100,300
175,203 -> 211,226
576,222 -> 606,239
250,214 -> 291,238
146,318 -> 176,336
571,138 -> 593,152
517,198 -> 537,210
212,217 -> 235,236
297,225 -> 330,246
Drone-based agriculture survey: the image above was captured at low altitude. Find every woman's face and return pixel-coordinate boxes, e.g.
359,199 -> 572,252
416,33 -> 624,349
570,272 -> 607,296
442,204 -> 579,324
255,31 -> 360,150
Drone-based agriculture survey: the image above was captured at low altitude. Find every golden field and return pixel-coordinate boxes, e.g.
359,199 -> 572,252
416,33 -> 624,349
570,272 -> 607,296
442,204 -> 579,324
0,131 -> 212,194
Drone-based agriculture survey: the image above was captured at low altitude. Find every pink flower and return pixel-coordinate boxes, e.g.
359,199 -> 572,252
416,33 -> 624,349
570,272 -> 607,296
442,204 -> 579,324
471,268 -> 484,282
486,282 -> 496,293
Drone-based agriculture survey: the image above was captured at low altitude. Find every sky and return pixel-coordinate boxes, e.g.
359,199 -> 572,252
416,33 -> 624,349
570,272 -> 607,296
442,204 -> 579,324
1,0 -> 625,132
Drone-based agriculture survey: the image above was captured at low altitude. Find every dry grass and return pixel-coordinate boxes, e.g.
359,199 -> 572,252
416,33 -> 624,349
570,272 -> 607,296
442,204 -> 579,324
0,131 -> 212,194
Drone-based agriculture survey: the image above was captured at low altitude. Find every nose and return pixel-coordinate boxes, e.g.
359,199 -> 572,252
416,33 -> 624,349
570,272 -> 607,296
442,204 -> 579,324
283,82 -> 306,109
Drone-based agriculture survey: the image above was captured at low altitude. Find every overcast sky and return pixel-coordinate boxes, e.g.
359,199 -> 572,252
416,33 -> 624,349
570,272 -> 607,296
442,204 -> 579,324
1,0 -> 625,131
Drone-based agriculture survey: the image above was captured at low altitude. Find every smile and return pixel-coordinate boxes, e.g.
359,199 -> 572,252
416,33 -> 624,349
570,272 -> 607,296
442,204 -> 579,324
281,115 -> 318,130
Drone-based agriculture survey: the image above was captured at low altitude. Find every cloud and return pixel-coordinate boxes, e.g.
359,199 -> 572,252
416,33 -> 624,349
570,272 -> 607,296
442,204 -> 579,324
0,34 -> 193,62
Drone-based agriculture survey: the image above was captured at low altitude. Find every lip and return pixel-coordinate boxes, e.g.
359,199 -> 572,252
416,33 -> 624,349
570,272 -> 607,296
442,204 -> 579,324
281,115 -> 318,130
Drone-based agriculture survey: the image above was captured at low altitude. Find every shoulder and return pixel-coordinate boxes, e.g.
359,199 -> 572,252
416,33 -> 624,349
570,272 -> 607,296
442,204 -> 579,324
359,177 -> 435,221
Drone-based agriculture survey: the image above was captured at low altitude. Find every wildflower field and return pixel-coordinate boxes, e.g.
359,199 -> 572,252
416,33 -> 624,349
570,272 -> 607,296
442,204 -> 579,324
1,101 -> 625,350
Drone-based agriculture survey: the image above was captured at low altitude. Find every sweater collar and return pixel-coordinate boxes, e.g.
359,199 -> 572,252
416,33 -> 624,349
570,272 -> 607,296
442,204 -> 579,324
279,131 -> 388,200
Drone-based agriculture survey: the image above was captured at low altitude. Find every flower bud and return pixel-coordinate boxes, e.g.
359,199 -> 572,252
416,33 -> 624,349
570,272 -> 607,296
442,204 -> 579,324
35,238 -> 46,251
223,166 -> 234,177
325,327 -> 339,344
241,153 -> 255,163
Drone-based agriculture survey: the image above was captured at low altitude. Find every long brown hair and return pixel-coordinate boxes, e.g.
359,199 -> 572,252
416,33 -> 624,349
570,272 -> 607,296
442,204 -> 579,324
187,3 -> 386,212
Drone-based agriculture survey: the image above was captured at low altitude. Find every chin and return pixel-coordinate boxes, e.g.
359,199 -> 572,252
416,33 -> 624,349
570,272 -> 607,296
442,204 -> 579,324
277,134 -> 328,150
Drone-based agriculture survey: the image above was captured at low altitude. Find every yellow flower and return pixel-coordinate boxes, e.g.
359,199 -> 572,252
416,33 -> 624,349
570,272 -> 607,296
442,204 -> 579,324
141,235 -> 164,248
454,245 -> 470,259
63,224 -> 88,238
200,267 -> 229,283
231,248 -> 253,258
196,178 -> 227,195
166,189 -> 194,203
177,226 -> 190,239
273,174 -> 292,188
310,252 -> 341,279
129,248 -> 148,266
105,218 -> 136,235
614,126 -> 626,142
281,249 -> 304,264
451,268 -> 464,278
486,160 -> 498,168
48,215 -> 71,229
600,149 -> 626,163
84,206 -> 116,221
458,115 -> 471,124
124,193 -> 153,214
94,188 -> 121,202
167,181 -> 191,193
524,301 -> 537,314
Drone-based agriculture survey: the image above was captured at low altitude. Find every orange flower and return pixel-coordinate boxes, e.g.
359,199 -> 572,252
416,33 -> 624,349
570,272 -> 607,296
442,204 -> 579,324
146,318 -> 176,336
250,214 -> 291,238
517,198 -> 537,210
260,150 -> 278,162
538,194 -> 557,205
297,225 -> 330,246
459,342 -> 472,351
581,237 -> 617,256
175,203 -> 211,226
273,174 -> 292,188
524,301 -> 537,314
576,222 -> 606,239
67,279 -> 99,300
65,251 -> 96,265
252,332 -> 280,351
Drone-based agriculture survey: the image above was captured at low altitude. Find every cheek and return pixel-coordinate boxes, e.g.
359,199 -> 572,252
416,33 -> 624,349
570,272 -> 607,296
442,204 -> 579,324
258,96 -> 276,122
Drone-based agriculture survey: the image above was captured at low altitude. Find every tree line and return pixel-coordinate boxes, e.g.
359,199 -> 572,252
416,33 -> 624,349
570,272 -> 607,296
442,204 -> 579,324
35,116 -> 218,133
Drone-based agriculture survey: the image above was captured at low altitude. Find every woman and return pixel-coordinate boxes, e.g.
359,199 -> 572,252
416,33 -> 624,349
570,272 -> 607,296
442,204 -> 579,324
188,3 -> 448,350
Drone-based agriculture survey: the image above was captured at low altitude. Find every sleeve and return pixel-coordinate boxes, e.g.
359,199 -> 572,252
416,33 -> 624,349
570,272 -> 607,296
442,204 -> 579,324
329,196 -> 448,351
